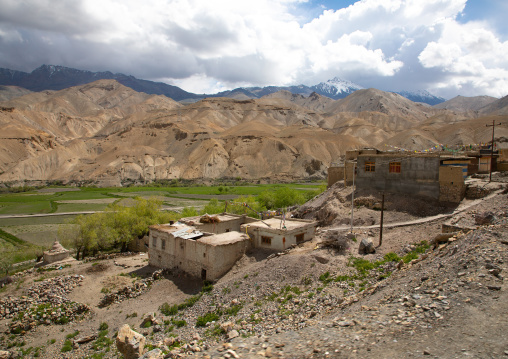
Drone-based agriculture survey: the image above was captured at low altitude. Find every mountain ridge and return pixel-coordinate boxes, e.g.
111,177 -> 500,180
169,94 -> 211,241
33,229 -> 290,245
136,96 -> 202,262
1,79 -> 507,186
0,64 -> 445,105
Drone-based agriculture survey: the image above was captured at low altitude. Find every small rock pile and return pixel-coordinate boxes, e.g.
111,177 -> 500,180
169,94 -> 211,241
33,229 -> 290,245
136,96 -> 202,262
83,251 -> 138,263
0,275 -> 90,334
27,274 -> 84,305
0,275 -> 84,320
98,269 -> 165,308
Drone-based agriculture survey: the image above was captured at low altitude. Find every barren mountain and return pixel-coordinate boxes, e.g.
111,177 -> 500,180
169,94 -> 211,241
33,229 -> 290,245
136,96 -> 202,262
262,91 -> 335,112
1,80 -> 506,185
0,85 -> 32,102
434,95 -> 498,111
479,94 -> 508,115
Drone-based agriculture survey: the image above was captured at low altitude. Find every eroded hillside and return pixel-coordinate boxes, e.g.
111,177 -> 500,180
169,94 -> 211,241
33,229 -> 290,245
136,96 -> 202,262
1,81 -> 507,185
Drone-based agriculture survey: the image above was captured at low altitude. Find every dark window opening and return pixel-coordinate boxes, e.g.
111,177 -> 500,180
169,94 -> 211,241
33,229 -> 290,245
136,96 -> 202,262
201,269 -> 207,280
389,162 -> 401,173
296,233 -> 305,243
365,161 -> 375,172
261,236 -> 272,245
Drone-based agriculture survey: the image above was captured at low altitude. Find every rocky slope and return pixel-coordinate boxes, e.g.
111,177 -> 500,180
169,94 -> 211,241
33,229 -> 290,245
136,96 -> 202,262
0,179 -> 506,358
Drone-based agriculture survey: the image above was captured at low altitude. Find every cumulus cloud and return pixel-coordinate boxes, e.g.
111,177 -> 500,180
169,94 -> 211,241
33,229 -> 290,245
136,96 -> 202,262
0,0 -> 506,97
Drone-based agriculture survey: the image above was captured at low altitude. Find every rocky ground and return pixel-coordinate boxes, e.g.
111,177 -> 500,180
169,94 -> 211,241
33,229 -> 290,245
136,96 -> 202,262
0,178 -> 507,359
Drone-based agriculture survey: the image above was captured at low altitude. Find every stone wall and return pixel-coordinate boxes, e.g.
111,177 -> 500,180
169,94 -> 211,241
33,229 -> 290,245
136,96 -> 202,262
439,166 -> 466,203
327,167 -> 344,187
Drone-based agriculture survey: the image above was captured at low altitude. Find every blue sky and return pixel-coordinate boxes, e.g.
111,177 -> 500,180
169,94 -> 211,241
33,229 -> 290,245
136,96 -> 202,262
0,0 -> 507,99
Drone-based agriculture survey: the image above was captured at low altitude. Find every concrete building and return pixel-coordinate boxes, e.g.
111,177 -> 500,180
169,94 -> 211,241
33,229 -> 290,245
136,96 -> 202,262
148,222 -> 250,280
240,217 -> 317,252
327,149 -> 476,203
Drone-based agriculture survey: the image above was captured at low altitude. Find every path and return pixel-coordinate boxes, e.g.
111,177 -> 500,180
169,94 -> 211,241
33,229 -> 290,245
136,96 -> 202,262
323,189 -> 502,232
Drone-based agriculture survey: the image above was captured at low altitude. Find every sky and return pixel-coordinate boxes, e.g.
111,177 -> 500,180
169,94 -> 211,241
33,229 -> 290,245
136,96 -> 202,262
0,0 -> 507,99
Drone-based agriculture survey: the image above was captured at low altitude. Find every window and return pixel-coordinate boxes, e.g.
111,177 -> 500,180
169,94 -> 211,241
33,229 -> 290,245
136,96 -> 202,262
152,236 -> 157,248
161,239 -> 166,250
389,162 -> 401,173
365,161 -> 375,172
296,233 -> 304,243
261,236 -> 272,245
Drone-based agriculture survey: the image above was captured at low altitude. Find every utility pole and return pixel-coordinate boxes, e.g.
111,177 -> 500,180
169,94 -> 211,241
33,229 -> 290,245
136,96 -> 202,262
379,193 -> 385,247
486,120 -> 502,182
350,162 -> 356,233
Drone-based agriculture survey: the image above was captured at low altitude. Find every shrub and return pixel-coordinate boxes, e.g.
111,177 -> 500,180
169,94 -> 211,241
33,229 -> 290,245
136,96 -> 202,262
196,312 -> 220,327
160,302 -> 178,316
61,340 -> 73,353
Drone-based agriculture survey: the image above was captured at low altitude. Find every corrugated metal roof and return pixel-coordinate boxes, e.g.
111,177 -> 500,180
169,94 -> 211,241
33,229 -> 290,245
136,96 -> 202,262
172,227 -> 203,240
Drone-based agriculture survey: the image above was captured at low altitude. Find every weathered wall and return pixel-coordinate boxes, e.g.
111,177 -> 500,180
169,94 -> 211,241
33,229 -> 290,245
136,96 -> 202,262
128,235 -> 148,252
148,230 -> 249,280
43,251 -> 69,264
344,162 -> 355,186
439,166 -> 466,203
242,220 -> 316,251
327,166 -> 344,187
356,155 -> 440,199
497,162 -> 508,171
183,214 -> 259,234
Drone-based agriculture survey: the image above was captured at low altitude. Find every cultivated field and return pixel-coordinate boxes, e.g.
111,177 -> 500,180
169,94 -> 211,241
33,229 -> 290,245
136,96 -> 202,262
0,182 -> 324,270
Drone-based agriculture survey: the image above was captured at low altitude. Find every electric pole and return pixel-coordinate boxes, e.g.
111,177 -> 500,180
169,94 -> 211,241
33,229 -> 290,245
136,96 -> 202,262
486,120 -> 502,182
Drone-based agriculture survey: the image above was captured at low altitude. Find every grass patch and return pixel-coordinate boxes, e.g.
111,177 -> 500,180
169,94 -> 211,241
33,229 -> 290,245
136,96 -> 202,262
61,340 -> 73,353
196,312 -> 220,327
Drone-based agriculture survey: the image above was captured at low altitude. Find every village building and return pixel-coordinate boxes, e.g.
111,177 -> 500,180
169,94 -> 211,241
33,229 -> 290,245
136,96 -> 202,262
148,222 -> 250,280
327,148 -> 484,203
178,213 -> 259,234
148,213 -> 318,280
240,217 -> 317,251
42,240 -> 70,264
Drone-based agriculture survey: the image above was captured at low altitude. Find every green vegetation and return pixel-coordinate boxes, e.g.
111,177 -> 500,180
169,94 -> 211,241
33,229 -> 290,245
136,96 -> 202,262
196,312 -> 220,327
0,182 -> 325,267
61,340 -> 73,353
69,197 -> 177,259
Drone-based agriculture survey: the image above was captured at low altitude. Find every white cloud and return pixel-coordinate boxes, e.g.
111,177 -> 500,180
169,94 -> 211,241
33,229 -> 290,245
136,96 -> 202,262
0,0 -> 506,97
419,19 -> 508,97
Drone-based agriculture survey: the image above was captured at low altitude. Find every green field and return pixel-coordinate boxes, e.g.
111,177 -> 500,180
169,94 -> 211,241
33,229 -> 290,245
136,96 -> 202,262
0,182 -> 325,270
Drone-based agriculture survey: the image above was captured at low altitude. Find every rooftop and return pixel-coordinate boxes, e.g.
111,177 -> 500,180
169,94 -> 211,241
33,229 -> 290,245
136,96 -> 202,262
198,231 -> 249,246
243,218 -> 314,231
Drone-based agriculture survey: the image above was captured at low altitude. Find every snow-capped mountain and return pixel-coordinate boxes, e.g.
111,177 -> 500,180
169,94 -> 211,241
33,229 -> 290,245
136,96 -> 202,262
0,64 -> 445,105
310,77 -> 364,100
396,90 -> 445,106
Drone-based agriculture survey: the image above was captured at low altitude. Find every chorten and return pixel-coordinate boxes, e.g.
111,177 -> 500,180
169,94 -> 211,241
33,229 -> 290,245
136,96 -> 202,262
42,240 -> 70,264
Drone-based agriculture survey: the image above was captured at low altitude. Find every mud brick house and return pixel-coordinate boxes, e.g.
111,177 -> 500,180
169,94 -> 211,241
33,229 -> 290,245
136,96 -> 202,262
149,214 -> 318,280
240,217 -> 317,252
148,222 -> 250,280
178,213 -> 259,234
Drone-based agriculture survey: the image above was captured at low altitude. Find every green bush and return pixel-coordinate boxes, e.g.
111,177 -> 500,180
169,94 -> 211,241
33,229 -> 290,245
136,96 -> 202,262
61,340 -> 73,353
159,302 -> 178,316
196,312 -> 220,327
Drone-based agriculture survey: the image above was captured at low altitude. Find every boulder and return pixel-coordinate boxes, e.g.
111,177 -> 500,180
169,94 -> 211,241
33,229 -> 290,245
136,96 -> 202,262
0,350 -> 10,359
475,211 -> 495,225
358,238 -> 376,255
116,324 -> 146,359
